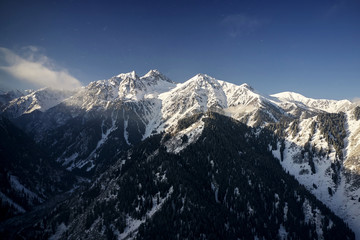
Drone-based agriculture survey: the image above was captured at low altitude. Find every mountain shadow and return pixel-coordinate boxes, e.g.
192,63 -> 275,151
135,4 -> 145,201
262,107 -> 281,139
0,116 -> 76,222
8,112 -> 354,240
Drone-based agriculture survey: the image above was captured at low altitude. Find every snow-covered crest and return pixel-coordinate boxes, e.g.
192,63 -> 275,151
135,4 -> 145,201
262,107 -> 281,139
271,91 -> 352,113
2,87 -> 76,118
2,69 -> 360,237
3,69 -> 354,120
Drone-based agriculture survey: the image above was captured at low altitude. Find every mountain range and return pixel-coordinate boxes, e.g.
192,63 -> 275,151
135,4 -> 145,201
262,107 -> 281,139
0,70 -> 359,239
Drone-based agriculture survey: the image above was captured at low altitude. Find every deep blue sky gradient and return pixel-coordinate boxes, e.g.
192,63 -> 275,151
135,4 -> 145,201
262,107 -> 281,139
0,0 -> 359,99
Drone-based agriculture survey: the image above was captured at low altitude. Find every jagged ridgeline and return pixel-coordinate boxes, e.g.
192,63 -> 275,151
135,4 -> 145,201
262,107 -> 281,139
1,71 -> 359,239
14,113 -> 354,240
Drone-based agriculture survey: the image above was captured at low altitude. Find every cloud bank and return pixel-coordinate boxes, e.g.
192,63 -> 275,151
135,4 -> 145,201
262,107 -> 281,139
0,47 -> 82,90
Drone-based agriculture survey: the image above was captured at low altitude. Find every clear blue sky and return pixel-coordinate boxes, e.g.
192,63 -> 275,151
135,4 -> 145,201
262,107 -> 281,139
0,0 -> 359,100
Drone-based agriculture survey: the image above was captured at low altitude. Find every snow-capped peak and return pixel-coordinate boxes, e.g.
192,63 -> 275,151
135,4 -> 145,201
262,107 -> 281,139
116,70 -> 137,80
193,73 -> 214,80
143,69 -> 162,78
195,73 -> 209,78
187,73 -> 222,90
141,69 -> 174,84
117,70 -> 175,101
271,91 -> 311,102
239,83 -> 254,91
2,69 -> 355,126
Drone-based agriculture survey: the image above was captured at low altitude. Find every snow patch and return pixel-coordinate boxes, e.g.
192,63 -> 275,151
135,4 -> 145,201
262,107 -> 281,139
49,223 -> 67,240
123,110 -> 130,145
9,175 -> 43,202
118,186 -> 174,239
278,224 -> 288,240
271,116 -> 360,239
164,117 -> 205,154
0,191 -> 26,213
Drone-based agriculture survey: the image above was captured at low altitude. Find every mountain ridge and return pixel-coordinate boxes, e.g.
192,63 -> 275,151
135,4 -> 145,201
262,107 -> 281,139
1,70 -> 357,119
1,69 -> 360,238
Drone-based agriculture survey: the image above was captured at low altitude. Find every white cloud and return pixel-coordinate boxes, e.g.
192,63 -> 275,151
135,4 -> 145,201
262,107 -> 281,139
0,47 -> 82,90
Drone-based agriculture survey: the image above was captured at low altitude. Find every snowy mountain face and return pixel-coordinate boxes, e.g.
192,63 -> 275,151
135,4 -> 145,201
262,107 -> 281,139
267,107 -> 360,238
154,74 -> 283,134
8,113 -> 355,240
1,69 -> 360,239
0,89 -> 26,104
5,70 -> 177,175
2,88 -> 76,118
271,91 -> 352,114
0,89 -> 29,111
66,69 -> 175,110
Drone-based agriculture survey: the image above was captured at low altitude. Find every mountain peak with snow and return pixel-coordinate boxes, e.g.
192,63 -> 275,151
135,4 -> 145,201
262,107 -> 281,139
271,91 -> 352,113
2,69 -> 354,120
116,70 -> 137,80
239,83 -> 254,91
195,73 -> 209,77
187,73 -> 222,89
141,69 -> 174,84
143,69 -> 162,78
271,91 -> 310,102
2,87 -> 76,118
193,73 -> 215,80
2,69 -> 360,238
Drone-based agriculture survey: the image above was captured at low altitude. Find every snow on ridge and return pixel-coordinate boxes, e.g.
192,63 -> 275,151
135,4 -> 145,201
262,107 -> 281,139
143,69 -> 161,77
271,91 -> 310,102
270,114 -> 360,239
219,80 -> 262,107
9,175 -> 43,202
123,110 -> 130,145
3,69 -> 356,120
4,69 -> 354,122
155,73 -> 275,135
271,91 -> 352,113
2,70 -> 360,237
0,89 -> 27,105
3,87 -> 76,118
344,108 -> 360,174
117,70 -> 137,79
141,69 -> 174,83
64,113 -> 119,171
0,191 -> 26,213
156,74 -> 226,133
117,186 -> 174,240
61,70 -> 176,111
164,117 -> 205,154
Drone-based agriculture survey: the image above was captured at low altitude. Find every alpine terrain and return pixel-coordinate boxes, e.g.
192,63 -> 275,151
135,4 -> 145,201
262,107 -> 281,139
0,70 -> 359,239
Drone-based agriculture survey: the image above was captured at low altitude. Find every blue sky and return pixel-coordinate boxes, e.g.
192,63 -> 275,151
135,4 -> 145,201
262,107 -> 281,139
0,0 -> 359,100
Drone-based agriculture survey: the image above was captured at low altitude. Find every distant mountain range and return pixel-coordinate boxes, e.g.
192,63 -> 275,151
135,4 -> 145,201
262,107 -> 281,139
0,70 -> 359,239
